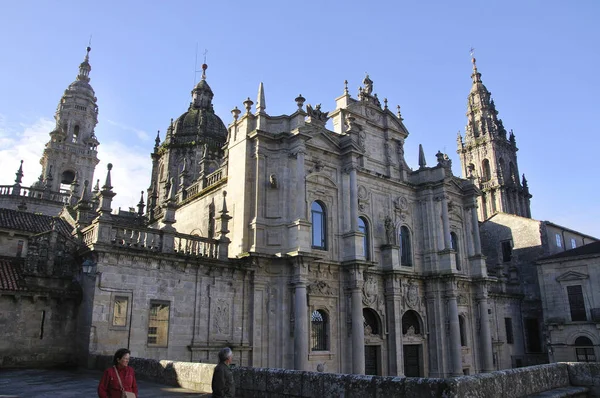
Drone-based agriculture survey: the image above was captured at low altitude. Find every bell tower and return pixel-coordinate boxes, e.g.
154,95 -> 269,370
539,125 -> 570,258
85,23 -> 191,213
38,46 -> 100,194
457,54 -> 531,221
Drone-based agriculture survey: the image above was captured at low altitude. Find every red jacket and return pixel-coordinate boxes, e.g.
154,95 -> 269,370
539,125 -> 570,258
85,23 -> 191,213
98,365 -> 138,398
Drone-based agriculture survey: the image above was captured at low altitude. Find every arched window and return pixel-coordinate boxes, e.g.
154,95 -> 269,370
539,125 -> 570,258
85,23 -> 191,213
482,159 -> 491,182
311,201 -> 327,249
72,125 -> 80,143
574,336 -> 596,362
451,232 -> 461,271
311,310 -> 328,351
60,170 -> 75,185
402,310 -> 421,335
363,308 -> 380,335
459,315 -> 467,346
358,217 -> 370,260
400,226 -> 412,266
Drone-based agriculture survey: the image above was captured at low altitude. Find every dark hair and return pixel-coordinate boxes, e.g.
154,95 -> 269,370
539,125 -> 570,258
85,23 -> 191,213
113,348 -> 131,366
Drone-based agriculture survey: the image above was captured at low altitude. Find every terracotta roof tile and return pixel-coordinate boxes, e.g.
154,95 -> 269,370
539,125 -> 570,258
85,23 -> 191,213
0,258 -> 27,291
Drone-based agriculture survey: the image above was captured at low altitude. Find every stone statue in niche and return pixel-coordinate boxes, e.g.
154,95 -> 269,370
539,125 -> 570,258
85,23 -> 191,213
385,216 -> 396,245
269,174 -> 278,189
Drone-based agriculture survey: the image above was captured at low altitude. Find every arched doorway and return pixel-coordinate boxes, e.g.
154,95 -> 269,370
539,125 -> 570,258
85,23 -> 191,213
363,308 -> 382,376
402,310 -> 424,377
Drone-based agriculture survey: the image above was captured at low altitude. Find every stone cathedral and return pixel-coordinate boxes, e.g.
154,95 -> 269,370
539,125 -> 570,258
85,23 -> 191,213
0,48 -> 595,375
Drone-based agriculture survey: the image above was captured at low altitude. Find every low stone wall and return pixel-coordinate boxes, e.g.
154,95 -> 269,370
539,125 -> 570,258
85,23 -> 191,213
89,356 -> 598,397
90,355 -> 216,393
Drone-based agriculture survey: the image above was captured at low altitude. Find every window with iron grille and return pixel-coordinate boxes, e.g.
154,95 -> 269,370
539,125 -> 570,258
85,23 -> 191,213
567,285 -> 587,322
311,310 -> 328,351
147,302 -> 170,346
575,336 -> 596,362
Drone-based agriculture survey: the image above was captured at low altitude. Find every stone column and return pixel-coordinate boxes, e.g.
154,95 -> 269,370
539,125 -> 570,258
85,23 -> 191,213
477,288 -> 494,372
470,202 -> 482,256
447,282 -> 463,376
441,195 -> 451,250
350,267 -> 365,374
293,276 -> 309,371
349,166 -> 358,231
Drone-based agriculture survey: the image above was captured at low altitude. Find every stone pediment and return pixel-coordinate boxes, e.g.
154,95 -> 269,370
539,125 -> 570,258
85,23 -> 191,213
556,271 -> 589,282
306,131 -> 340,153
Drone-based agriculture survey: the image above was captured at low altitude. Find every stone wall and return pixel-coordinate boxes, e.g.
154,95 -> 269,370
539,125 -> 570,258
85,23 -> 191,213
0,294 -> 79,368
89,356 -> 599,397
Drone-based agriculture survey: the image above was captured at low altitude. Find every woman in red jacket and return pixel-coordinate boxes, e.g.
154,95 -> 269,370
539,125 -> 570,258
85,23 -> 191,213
98,348 -> 138,398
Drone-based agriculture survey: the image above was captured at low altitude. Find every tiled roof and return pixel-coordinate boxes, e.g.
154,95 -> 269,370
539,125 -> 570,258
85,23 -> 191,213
0,208 -> 72,236
539,241 -> 600,261
0,257 -> 27,291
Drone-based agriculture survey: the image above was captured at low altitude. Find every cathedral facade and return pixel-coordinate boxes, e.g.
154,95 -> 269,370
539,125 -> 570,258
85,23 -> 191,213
3,48 -> 594,376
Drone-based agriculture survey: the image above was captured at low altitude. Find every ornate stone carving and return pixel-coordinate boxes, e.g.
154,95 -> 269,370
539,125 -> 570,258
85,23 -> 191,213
269,173 -> 278,189
394,196 -> 409,212
357,185 -> 368,200
405,281 -> 419,309
404,325 -> 418,336
213,298 -> 230,334
308,280 -> 336,297
306,104 -> 329,122
362,274 -> 378,306
457,294 -> 467,306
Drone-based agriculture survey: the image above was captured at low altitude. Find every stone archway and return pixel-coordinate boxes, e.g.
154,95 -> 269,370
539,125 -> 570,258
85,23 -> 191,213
363,308 -> 383,376
402,310 -> 424,377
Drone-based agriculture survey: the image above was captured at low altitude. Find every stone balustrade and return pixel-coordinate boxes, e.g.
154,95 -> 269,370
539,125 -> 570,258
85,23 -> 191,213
0,184 -> 70,203
82,222 -> 220,259
88,355 -> 600,398
174,233 -> 218,258
205,168 -> 224,188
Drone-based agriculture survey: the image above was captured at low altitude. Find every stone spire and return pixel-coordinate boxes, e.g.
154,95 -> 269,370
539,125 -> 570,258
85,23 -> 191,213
256,82 -> 266,114
96,164 -> 116,219
39,46 -> 100,195
457,53 -> 532,220
137,191 -> 145,216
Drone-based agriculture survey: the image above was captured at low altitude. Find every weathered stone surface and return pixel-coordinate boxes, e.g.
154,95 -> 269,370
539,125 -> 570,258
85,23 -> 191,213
344,374 -> 374,398
301,369 -> 324,397
568,362 -> 600,397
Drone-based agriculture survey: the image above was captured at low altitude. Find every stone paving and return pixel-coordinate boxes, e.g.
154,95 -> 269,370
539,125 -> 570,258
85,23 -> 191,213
0,368 -> 210,397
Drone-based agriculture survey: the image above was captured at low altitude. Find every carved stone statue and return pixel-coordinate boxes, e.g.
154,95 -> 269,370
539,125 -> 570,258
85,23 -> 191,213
269,174 -> 278,188
363,74 -> 373,95
306,104 -> 329,122
385,216 -> 396,245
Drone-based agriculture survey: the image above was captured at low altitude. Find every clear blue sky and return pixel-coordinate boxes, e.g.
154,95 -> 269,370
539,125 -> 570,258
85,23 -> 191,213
0,1 -> 598,237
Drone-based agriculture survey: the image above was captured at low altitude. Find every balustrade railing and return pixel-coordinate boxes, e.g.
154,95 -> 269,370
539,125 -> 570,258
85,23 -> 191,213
82,222 -> 220,259
0,185 -> 70,203
205,168 -> 223,188
174,233 -> 218,258
110,226 -> 162,251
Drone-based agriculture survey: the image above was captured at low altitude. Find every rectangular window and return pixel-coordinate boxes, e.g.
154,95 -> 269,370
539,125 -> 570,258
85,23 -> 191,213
505,318 -> 514,344
525,318 -> 542,352
571,238 -> 577,249
567,285 -> 587,321
112,296 -> 129,327
556,233 -> 562,247
147,301 -> 170,347
501,241 -> 512,262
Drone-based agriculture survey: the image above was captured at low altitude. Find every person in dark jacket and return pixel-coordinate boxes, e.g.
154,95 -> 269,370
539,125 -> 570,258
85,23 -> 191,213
211,347 -> 235,398
98,348 -> 138,398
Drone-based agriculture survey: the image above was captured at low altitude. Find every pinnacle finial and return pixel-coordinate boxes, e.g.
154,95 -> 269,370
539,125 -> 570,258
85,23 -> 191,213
201,49 -> 208,80
102,163 -> 113,190
154,130 -> 161,149
14,160 -> 24,184
344,80 -> 349,95
418,144 -> 427,169
396,105 -> 403,121
77,45 -> 92,82
256,82 -> 266,114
